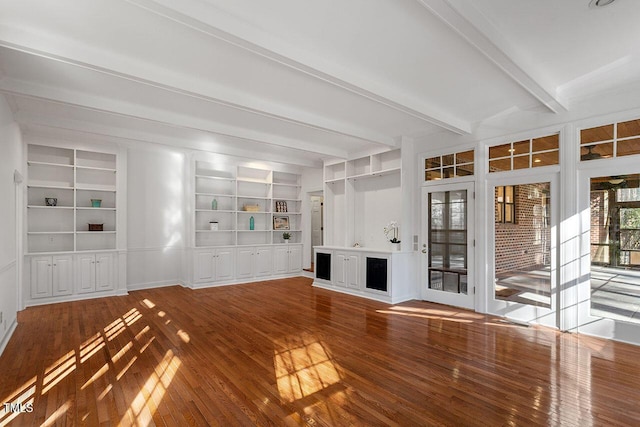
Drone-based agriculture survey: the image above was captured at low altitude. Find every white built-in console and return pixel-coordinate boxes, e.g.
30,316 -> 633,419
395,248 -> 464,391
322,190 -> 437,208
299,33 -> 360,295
314,148 -> 416,303
24,142 -> 125,306
190,158 -> 303,287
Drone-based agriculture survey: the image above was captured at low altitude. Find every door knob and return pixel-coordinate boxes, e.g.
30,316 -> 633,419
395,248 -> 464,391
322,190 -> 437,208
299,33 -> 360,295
421,249 -> 427,254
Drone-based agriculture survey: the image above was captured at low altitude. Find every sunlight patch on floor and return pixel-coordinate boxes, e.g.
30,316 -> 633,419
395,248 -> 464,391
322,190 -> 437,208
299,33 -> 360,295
0,377 -> 36,427
120,349 -> 182,426
273,333 -> 342,403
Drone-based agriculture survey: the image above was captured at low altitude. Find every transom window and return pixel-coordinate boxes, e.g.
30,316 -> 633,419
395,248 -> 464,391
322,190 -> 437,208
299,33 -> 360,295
489,134 -> 559,173
424,149 -> 474,181
581,118 -> 640,161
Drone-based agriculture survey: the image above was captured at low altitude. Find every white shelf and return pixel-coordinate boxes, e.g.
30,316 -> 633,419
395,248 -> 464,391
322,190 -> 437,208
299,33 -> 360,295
272,183 -> 301,188
76,207 -> 117,211
237,195 -> 269,200
27,205 -> 74,210
196,209 -> 235,213
76,165 -> 116,172
195,175 -> 235,181
27,231 -> 74,235
196,230 -> 236,233
27,184 -> 74,190
27,161 -> 74,169
76,231 -> 117,234
76,186 -> 116,192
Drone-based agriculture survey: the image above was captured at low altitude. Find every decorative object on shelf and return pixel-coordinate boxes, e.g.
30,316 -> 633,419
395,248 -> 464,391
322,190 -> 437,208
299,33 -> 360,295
45,197 -> 58,206
211,198 -> 218,210
88,223 -> 104,231
384,221 -> 401,251
283,232 -> 291,243
273,215 -> 290,230
91,199 -> 102,208
276,200 -> 288,212
209,221 -> 219,231
249,216 -> 255,230
243,204 -> 260,212
353,242 -> 361,248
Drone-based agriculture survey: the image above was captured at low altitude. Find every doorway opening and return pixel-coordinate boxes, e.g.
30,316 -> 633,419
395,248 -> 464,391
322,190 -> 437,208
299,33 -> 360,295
590,173 -> 640,323
494,182 -> 552,308
307,192 -> 324,273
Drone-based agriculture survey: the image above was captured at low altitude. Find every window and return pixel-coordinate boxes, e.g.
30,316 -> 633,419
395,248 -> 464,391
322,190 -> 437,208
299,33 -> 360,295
489,133 -> 559,172
496,186 -> 516,223
424,149 -> 474,181
581,118 -> 640,161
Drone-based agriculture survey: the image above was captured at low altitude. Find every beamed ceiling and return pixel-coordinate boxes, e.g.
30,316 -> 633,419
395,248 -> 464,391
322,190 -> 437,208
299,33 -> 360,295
1,0 -> 640,167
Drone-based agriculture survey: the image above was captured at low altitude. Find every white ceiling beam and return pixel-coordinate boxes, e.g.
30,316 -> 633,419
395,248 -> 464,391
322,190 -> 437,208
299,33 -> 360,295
416,0 -> 567,113
123,0 -> 472,135
15,112 -> 323,168
0,77 -> 348,159
0,25 -> 393,147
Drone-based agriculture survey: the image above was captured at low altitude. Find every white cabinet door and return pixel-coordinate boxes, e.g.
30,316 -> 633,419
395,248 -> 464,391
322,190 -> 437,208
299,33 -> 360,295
288,245 -> 302,273
346,254 -> 360,289
273,246 -> 289,275
52,255 -> 73,296
96,253 -> 114,291
77,254 -> 96,293
216,248 -> 235,281
30,256 -> 52,298
236,247 -> 254,279
194,251 -> 215,283
255,247 -> 272,277
334,252 -> 347,287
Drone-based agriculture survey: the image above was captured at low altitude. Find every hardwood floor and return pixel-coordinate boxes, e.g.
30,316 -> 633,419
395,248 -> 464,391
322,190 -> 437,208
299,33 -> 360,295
2,277 -> 640,426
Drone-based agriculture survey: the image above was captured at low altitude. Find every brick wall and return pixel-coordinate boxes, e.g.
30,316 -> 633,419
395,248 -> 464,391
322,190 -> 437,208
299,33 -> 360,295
590,190 -> 609,263
495,183 -> 551,274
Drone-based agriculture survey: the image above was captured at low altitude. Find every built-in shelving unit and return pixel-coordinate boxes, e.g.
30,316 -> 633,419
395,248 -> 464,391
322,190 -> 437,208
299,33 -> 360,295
323,149 -> 401,248
26,144 -> 118,253
194,161 -> 302,247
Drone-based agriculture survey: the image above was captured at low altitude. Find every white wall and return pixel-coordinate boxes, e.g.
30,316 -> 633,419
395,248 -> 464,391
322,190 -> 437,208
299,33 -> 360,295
127,145 -> 186,290
0,94 -> 22,354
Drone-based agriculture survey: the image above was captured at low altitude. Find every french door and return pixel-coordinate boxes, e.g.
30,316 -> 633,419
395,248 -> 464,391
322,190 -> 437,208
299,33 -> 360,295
421,182 -> 475,310
487,173 -> 558,328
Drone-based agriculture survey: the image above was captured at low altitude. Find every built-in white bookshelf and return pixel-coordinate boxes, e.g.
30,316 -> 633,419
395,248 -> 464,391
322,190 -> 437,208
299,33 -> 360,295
323,149 -> 402,248
26,144 -> 118,253
194,161 -> 302,247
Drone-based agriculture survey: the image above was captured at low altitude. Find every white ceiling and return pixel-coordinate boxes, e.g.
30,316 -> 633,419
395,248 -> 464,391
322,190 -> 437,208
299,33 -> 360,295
1,0 -> 639,167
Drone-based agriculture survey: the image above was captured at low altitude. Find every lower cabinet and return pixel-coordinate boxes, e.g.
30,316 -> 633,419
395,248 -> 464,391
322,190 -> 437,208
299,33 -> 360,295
273,245 -> 302,275
236,246 -> 273,279
334,251 -> 360,289
76,253 -> 114,293
30,255 -> 73,298
194,248 -> 235,283
29,251 -> 117,301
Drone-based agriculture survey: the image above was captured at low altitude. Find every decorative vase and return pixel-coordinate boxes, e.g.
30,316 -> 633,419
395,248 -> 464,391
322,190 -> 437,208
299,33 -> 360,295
209,221 -> 219,231
91,199 -> 102,208
212,198 -> 218,210
249,216 -> 255,230
390,242 -> 401,252
284,239 -> 289,244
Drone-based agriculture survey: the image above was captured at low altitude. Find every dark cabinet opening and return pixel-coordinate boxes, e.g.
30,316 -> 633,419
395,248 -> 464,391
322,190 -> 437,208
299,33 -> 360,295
316,252 -> 331,281
366,257 -> 388,292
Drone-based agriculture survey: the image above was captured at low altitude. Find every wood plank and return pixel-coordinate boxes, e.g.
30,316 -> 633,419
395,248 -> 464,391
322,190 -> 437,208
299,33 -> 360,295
1,277 -> 640,426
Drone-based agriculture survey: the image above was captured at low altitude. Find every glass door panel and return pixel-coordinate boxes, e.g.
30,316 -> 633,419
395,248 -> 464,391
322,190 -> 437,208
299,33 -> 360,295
422,182 -> 474,310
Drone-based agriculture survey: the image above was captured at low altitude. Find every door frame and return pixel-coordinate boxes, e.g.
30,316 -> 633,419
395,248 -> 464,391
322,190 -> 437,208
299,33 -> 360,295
576,160 -> 640,345
420,181 -> 475,310
485,171 -> 560,328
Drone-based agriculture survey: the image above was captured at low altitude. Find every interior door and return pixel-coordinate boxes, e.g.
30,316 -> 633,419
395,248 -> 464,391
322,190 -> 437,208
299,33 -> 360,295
421,182 -> 475,310
487,174 -> 558,328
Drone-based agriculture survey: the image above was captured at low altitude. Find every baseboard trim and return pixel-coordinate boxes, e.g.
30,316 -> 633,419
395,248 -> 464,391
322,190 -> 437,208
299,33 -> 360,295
312,281 -> 415,305
24,290 -> 120,308
127,280 -> 183,291
188,273 -> 305,290
0,318 -> 18,357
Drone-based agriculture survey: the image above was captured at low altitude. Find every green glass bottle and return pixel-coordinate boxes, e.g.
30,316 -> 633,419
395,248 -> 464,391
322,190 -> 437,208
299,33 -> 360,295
212,198 -> 217,210
249,216 -> 255,230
